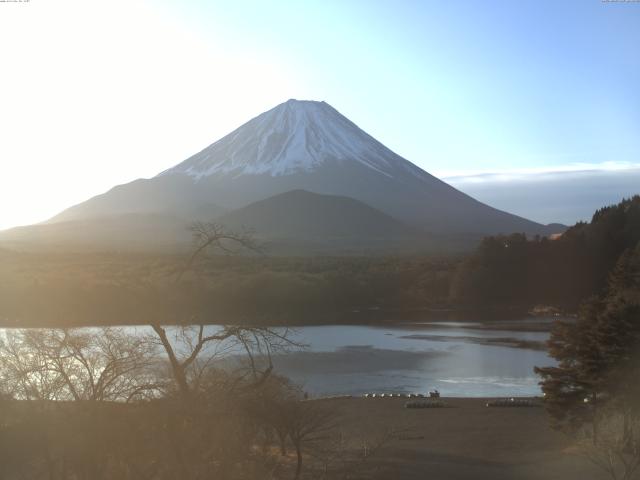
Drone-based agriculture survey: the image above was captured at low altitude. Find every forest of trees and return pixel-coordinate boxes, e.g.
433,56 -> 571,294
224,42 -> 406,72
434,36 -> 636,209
534,241 -> 640,479
450,196 -> 640,310
1,197 -> 638,329
2,197 -> 639,328
0,251 -> 458,327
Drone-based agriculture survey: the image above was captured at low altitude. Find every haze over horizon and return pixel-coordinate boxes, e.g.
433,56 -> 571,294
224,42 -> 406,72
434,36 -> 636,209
1,0 -> 639,230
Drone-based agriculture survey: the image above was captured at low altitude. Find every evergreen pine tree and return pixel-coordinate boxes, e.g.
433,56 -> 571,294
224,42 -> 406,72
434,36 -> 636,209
535,243 -> 640,434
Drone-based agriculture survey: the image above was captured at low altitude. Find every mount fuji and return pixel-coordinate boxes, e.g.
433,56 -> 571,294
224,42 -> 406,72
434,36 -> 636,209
2,99 -> 562,252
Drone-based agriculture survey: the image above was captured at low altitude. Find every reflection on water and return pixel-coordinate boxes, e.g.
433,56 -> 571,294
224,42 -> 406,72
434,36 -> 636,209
0,321 -> 555,398
274,323 -> 554,397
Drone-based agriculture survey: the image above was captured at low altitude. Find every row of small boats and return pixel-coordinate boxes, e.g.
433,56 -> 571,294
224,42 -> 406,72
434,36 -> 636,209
485,398 -> 539,407
405,400 -> 447,409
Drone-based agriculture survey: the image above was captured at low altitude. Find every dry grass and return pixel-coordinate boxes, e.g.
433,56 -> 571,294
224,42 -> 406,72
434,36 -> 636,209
317,397 -> 607,480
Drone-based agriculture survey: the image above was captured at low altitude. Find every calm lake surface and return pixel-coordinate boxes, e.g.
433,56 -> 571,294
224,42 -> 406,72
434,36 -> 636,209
274,322 -> 554,398
2,320 -> 555,398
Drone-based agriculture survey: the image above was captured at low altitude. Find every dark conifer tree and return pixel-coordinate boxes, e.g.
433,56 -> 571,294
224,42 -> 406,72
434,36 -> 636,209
451,195 -> 640,309
535,244 -> 640,435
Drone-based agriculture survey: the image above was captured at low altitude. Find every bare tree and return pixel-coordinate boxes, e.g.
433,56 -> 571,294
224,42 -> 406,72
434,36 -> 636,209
245,374 -> 301,457
178,221 -> 261,282
578,408 -> 640,480
151,222 -> 299,398
0,327 -> 165,480
0,327 -> 160,402
143,222 -> 305,480
149,323 -> 298,398
0,329 -> 66,401
258,396 -> 396,480
282,401 -> 337,480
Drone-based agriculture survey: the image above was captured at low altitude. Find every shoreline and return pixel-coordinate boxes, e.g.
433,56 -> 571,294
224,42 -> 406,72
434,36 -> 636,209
312,395 -> 544,401
0,312 -> 568,331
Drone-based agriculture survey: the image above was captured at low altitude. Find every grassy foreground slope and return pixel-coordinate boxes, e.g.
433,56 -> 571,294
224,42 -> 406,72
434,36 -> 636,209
322,397 -> 604,480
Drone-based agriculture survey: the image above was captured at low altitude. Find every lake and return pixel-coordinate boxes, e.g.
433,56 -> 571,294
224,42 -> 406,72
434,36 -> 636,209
0,320 -> 556,398
271,322 -> 554,397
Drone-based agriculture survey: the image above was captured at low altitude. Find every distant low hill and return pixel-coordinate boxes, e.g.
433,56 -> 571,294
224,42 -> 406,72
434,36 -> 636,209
216,189 -> 431,254
220,189 -> 412,237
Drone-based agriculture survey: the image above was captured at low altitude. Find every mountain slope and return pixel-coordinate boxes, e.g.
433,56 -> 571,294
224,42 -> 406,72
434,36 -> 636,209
50,99 -> 559,238
0,213 -> 191,252
0,191 -> 465,254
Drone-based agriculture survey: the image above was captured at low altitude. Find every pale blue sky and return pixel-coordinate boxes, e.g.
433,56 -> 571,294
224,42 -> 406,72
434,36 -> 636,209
0,0 -> 638,228
160,0 -> 640,173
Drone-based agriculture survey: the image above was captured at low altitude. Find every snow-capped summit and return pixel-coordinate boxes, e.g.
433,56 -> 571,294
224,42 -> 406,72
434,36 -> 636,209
160,99 -> 420,180
46,99 -> 558,242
